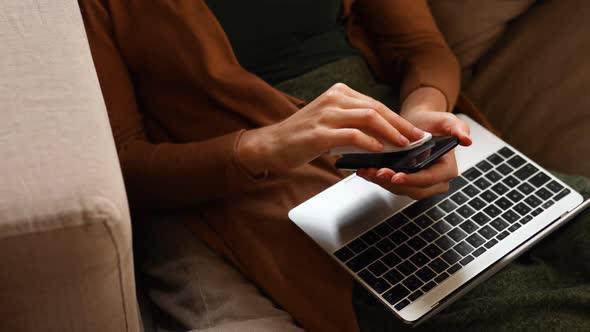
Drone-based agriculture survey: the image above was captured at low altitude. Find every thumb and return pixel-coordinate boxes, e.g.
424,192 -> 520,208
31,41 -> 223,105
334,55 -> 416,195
445,115 -> 472,146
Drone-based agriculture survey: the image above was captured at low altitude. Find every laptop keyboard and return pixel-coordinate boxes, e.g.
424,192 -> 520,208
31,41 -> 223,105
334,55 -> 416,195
333,147 -> 571,311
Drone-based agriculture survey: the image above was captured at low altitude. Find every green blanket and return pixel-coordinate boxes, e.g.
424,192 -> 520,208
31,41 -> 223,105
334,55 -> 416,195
276,57 -> 590,331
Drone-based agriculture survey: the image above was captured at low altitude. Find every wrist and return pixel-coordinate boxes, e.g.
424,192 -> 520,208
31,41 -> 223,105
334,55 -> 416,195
236,128 -> 271,178
400,87 -> 448,118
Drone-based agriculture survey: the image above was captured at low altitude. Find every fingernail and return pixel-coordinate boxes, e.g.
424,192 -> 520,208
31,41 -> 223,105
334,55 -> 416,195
413,127 -> 424,139
399,136 -> 410,146
376,171 -> 387,179
391,175 -> 404,184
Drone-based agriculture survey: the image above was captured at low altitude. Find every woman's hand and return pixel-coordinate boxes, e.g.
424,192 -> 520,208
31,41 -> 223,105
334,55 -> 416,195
357,87 -> 472,200
236,83 -> 425,176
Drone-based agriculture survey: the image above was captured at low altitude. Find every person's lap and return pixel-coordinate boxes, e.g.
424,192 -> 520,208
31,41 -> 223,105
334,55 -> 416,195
140,56 -> 590,331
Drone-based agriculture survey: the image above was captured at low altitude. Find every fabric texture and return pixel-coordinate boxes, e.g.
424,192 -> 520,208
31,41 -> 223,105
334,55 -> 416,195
138,213 -> 303,332
78,1 -> 460,331
354,172 -> 590,331
465,0 -> 590,179
0,0 -> 138,330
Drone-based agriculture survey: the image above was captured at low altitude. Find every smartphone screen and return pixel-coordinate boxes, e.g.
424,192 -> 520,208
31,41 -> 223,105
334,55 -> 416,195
335,136 -> 459,173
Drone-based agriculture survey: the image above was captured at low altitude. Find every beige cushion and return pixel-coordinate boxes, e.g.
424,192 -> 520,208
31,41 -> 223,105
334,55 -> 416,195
0,0 -> 139,330
466,0 -> 590,178
429,0 -> 534,68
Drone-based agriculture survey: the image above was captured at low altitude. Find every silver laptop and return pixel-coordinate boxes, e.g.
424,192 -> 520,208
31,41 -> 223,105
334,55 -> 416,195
289,114 -> 589,325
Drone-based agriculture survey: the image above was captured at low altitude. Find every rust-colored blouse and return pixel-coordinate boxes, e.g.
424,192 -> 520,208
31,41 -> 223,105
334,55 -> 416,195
79,1 -> 459,331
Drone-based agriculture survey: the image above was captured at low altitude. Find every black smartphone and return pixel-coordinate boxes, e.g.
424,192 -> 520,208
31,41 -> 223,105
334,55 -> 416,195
334,136 -> 459,173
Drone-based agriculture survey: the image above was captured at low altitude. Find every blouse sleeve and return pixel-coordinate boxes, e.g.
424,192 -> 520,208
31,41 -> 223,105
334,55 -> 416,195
79,0 -> 265,210
355,0 -> 461,111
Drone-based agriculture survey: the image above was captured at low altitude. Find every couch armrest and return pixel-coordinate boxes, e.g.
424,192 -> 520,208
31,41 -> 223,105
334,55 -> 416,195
0,1 -> 139,331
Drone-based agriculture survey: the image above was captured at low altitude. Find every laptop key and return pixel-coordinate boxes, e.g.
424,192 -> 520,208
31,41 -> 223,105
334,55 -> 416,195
466,233 -> 486,248
480,190 -> 498,203
421,281 -> 437,293
496,197 -> 514,209
403,275 -> 424,291
484,204 -> 502,218
464,184 -> 481,197
484,239 -> 498,249
547,180 -> 565,193
514,203 -> 531,216
334,247 -> 354,262
518,182 -> 535,195
396,261 -> 418,276
444,212 -> 464,226
426,207 -> 446,221
429,258 -> 450,274
409,290 -> 424,301
408,236 -> 428,251
347,247 -> 381,272
376,238 -> 395,254
435,236 -> 455,251
497,231 -> 510,240
496,163 -> 513,175
485,170 -> 503,183
459,220 -> 478,234
478,225 -> 498,240
374,222 -> 394,237
384,285 -> 410,305
434,272 -> 450,283
525,195 -> 542,208
498,147 -> 515,158
501,210 -> 520,224
468,197 -> 487,210
514,163 -> 538,181
507,155 -> 526,169
361,230 -> 381,245
416,266 -> 437,283
502,175 -> 520,188
464,167 -> 482,181
472,247 -> 487,257
368,261 -> 389,277
450,192 -> 469,205
394,299 -> 410,310
384,269 -> 404,284
554,188 -> 571,201
491,183 -> 509,195
457,205 -> 476,218
531,208 -> 543,217
535,188 -> 553,200
402,223 -> 421,237
542,200 -> 554,209
506,190 -> 525,203
419,228 -> 440,242
472,212 -> 491,226
508,224 -> 521,232
360,270 -> 392,294
530,172 -> 551,187
382,253 -> 402,268
453,241 -> 474,256
423,244 -> 443,259
447,264 -> 462,274
473,178 -> 491,191
432,220 -> 452,235
476,160 -> 493,172
521,215 -> 533,224
394,244 -> 414,259
448,228 -> 468,241
438,199 -> 458,213
490,218 -> 509,232
410,252 -> 429,267
387,213 -> 411,228
348,238 -> 368,254
415,215 -> 434,229
460,255 -> 474,266
441,249 -> 462,265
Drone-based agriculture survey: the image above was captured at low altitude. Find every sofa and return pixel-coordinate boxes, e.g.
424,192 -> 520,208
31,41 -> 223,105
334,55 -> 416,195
0,0 -> 587,331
